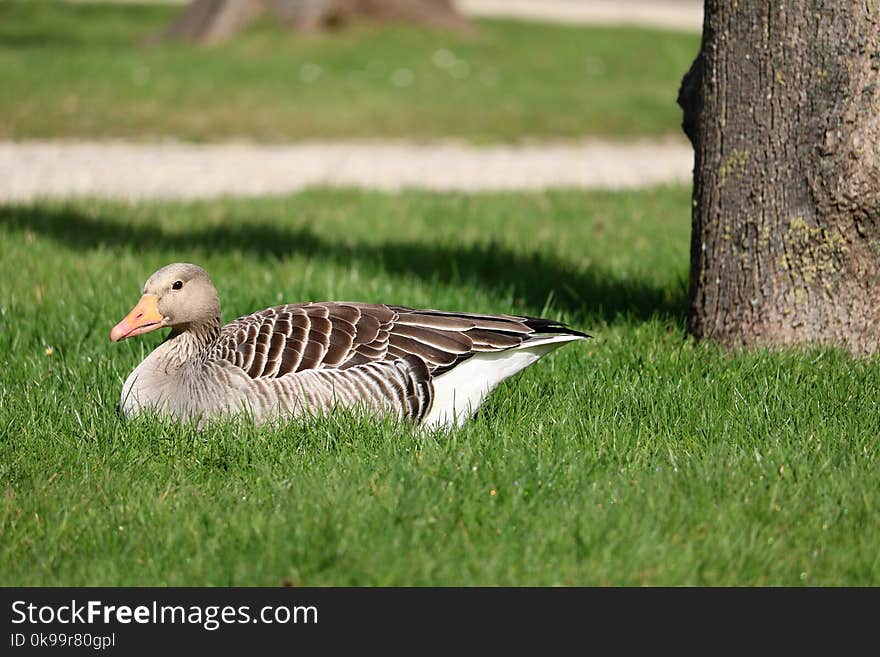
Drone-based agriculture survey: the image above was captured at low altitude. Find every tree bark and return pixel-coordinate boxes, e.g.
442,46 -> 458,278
157,0 -> 471,45
678,1 -> 880,355
156,0 -> 263,44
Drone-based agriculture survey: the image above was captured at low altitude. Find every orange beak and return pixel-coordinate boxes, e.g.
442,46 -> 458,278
110,294 -> 165,342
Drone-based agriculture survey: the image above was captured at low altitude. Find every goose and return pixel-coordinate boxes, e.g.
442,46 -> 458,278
110,263 -> 588,428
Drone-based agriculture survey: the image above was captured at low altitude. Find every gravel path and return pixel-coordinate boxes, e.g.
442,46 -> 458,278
459,0 -> 702,32
1,139 -> 693,202
77,0 -> 703,33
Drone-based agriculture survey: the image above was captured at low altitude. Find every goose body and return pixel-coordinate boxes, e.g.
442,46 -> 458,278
111,263 -> 588,428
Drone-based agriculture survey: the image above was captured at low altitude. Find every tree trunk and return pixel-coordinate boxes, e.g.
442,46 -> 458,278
678,1 -> 880,355
156,0 -> 263,44
157,0 -> 471,45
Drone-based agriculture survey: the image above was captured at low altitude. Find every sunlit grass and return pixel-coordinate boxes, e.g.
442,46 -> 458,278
0,1 -> 699,142
1,187 -> 878,585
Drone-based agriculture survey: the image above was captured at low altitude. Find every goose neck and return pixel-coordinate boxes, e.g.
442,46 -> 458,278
162,318 -> 221,367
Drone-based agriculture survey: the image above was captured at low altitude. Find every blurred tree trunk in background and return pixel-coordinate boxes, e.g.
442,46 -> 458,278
158,0 -> 471,44
678,1 -> 880,355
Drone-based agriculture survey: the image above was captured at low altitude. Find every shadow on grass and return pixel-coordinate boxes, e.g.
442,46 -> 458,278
0,205 -> 686,323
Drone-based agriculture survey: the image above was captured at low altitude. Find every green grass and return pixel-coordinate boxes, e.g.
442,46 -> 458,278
1,187 -> 878,585
0,1 -> 699,142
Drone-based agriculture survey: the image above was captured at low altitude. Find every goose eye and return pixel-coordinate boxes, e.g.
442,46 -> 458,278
172,280 -> 183,290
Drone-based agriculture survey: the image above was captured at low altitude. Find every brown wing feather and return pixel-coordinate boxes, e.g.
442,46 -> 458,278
212,301 -> 585,380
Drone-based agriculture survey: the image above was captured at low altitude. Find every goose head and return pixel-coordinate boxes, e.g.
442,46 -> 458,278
110,263 -> 221,342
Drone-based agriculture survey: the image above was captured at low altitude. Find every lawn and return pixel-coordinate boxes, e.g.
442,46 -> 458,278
0,1 -> 699,142
1,187 -> 878,586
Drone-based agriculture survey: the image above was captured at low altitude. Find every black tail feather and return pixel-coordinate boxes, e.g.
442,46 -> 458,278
522,316 -> 591,339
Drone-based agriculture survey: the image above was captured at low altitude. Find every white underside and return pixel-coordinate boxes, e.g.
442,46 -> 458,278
421,334 -> 584,429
